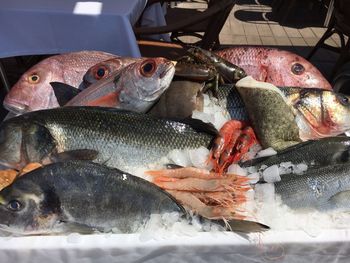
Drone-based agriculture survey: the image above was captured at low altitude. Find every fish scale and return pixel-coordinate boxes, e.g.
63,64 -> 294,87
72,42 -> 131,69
0,107 -> 214,173
0,161 -> 184,234
4,51 -> 117,113
275,163 -> 350,211
215,47 -> 332,89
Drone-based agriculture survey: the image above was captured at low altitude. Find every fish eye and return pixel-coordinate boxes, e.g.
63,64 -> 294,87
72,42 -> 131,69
337,94 -> 350,106
140,60 -> 156,77
94,66 -> 108,80
291,63 -> 305,75
7,200 -> 22,212
28,74 -> 40,83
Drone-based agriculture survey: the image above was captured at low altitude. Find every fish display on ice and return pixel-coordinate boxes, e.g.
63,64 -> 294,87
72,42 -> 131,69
215,46 -> 332,89
3,51 -> 117,114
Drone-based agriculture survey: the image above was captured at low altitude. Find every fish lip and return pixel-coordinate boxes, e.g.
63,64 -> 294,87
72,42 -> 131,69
3,101 -> 27,115
159,63 -> 174,79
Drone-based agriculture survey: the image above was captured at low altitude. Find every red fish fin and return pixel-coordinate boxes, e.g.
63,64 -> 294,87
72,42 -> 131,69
86,93 -> 119,107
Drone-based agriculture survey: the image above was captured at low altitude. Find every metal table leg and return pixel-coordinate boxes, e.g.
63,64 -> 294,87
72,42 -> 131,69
0,60 -> 10,93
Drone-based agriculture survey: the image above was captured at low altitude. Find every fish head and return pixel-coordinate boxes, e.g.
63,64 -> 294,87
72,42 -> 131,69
4,60 -> 62,114
293,89 -> 350,139
83,58 -> 124,88
264,49 -> 332,89
118,57 -> 175,112
0,119 -> 55,169
0,178 -> 60,235
82,57 -> 139,89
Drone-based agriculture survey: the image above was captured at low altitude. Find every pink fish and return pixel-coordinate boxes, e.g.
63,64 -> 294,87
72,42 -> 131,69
215,47 -> 332,90
4,51 -> 117,114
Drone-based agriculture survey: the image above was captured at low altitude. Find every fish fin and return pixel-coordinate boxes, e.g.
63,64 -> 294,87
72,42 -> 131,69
50,82 -> 81,106
223,219 -> 269,233
212,219 -> 269,233
58,220 -> 98,234
165,164 -> 184,169
179,118 -> 218,136
328,191 -> 350,209
85,92 -> 119,107
240,140 -> 316,167
333,149 -> 350,163
49,149 -> 99,163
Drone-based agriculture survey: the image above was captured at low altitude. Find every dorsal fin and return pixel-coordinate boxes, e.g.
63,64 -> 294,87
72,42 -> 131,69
50,82 -> 81,106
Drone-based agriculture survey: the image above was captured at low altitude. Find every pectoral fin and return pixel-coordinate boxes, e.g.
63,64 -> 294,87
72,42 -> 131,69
58,221 -> 99,234
328,191 -> 350,209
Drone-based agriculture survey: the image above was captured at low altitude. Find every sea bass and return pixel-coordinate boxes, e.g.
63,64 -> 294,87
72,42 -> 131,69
275,163 -> 350,211
236,77 -> 350,150
0,161 -> 184,235
0,107 -> 215,172
215,47 -> 332,89
3,51 -> 117,114
64,58 -> 175,112
242,137 -> 350,169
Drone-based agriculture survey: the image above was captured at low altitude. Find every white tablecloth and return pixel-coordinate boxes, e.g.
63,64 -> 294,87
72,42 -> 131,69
1,230 -> 350,262
0,0 -> 165,58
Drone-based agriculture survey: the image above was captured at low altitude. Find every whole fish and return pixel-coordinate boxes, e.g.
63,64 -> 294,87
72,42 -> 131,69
242,137 -> 350,169
0,107 -> 215,172
236,77 -> 350,150
82,57 -> 141,86
275,163 -> 350,211
0,160 -> 184,235
215,47 -> 332,90
62,58 -> 175,113
148,81 -> 206,119
3,51 -> 117,114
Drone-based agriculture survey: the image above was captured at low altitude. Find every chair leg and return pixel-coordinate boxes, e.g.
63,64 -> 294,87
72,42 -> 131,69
307,27 -> 336,60
330,38 -> 350,79
0,60 -> 10,93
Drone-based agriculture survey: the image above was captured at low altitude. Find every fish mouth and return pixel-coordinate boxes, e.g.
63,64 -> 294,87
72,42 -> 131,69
3,101 -> 27,115
159,63 -> 175,79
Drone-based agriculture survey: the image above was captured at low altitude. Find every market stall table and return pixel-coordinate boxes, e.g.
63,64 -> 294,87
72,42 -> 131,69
1,230 -> 350,262
0,0 -> 156,58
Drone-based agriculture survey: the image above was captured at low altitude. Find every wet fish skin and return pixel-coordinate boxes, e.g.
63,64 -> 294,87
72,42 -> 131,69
4,51 -> 117,114
279,87 -> 350,141
236,77 -> 350,150
236,77 -> 301,151
82,57 -> 140,87
66,58 -> 175,113
275,163 -> 350,211
215,47 -> 332,89
0,107 -> 215,172
215,84 -> 249,120
148,81 -> 205,119
0,161 -> 184,235
242,137 -> 350,168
